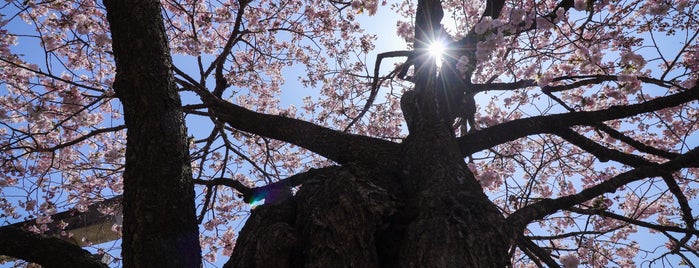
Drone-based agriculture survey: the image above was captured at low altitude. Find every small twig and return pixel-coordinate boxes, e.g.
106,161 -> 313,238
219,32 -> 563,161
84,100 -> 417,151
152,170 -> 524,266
344,50 -> 413,132
192,166 -> 337,203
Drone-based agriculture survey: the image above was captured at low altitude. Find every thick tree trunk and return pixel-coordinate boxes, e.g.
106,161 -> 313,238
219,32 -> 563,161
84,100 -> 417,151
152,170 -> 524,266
228,0 -> 515,265
104,0 -> 201,267
398,126 -> 513,267
228,139 -> 514,267
225,165 -> 399,268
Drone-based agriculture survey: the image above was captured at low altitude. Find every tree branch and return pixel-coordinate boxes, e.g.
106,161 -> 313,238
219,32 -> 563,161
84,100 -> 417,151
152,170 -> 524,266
0,227 -> 107,268
195,89 -> 401,166
508,146 -> 699,228
36,125 -> 126,152
661,174 -> 697,245
542,75 -> 679,93
193,166 -> 340,203
554,129 -> 697,244
544,90 -> 681,160
443,0 -> 576,81
0,196 -> 122,246
469,80 -> 537,93
0,57 -> 104,93
209,0 -> 252,97
458,87 -> 699,156
469,75 -> 678,94
482,0 -> 506,19
344,50 -> 412,132
553,128 -> 675,166
516,236 -> 561,268
565,207 -> 699,236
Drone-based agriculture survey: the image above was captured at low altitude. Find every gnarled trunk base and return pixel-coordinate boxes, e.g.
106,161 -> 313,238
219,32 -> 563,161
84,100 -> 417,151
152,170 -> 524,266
227,163 -> 513,267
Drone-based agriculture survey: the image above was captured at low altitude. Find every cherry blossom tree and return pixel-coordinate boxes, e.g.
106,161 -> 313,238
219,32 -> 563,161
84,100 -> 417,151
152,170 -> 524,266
0,0 -> 698,266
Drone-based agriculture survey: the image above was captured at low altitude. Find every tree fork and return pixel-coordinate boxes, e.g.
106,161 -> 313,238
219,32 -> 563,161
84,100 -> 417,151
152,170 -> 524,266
233,0 -> 518,266
396,0 -> 515,266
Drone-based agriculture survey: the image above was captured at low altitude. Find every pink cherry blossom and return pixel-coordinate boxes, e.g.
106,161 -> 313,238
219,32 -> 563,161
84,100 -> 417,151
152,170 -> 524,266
559,254 -> 580,267
1,0 -> 699,266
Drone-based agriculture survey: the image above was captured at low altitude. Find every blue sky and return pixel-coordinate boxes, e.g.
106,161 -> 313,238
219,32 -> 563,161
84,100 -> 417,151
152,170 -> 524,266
2,1 -> 699,267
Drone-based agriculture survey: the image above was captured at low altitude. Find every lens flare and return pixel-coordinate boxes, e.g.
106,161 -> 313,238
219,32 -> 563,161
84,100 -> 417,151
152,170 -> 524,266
429,41 -> 445,67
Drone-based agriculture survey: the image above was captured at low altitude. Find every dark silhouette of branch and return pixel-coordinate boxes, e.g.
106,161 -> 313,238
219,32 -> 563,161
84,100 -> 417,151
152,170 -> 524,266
0,227 -> 107,268
553,128 -> 681,166
445,0 -> 577,82
566,207 -> 699,235
36,125 -> 126,152
469,80 -> 537,93
508,146 -> 699,228
195,88 -> 401,166
194,177 -> 253,200
544,89 -> 681,160
552,130 -> 698,240
528,229 -> 617,240
204,0 -> 252,97
516,236 -> 561,268
543,75 -> 679,93
661,174 -> 697,245
0,196 -> 122,245
458,87 -> 699,156
600,124 -> 679,160
193,166 -> 339,203
344,50 -> 412,132
0,57 -> 104,93
483,0 -> 506,19
468,75 -> 678,94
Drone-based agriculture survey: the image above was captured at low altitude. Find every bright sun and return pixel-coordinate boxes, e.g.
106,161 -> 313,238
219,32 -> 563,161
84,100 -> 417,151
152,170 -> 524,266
428,41 -> 445,67
428,41 -> 445,57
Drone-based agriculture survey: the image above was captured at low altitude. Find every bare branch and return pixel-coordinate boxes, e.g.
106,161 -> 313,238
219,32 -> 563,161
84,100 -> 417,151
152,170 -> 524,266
566,207 -> 699,236
36,125 -> 126,152
543,75 -> 678,93
553,128 -> 678,166
458,87 -> 699,156
516,236 -> 561,268
0,227 -> 107,268
555,129 -> 697,246
508,146 -> 699,228
193,166 -> 339,203
0,57 -> 105,93
483,0 -> 506,19
545,90 -> 681,160
194,177 -> 252,200
195,88 -> 401,167
470,80 -> 537,93
344,50 -> 412,132
661,174 -> 697,245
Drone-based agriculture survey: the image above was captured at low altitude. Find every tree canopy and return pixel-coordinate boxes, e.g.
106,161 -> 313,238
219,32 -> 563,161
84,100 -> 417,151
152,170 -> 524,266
1,0 -> 699,266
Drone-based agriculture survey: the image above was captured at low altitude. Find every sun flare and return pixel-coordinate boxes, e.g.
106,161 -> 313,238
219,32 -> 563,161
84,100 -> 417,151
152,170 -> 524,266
428,41 -> 445,57
428,41 -> 445,67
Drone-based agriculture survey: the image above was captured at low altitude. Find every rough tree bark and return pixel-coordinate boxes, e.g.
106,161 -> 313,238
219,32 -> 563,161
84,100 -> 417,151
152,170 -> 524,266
4,0 -> 699,266
104,0 -> 201,267
0,227 -> 107,268
226,0 -> 515,267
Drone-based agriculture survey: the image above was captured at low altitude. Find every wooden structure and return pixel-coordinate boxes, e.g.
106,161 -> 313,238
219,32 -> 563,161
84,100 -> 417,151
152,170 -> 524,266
2,196 -> 122,247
